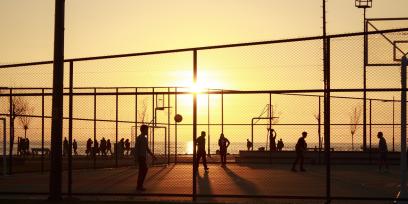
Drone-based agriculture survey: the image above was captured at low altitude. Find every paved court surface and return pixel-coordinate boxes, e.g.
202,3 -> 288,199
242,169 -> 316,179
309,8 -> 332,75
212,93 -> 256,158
0,163 -> 402,203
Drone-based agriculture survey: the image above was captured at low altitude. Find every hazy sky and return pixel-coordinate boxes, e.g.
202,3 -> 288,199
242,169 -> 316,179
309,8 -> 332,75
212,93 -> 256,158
1,0 -> 407,64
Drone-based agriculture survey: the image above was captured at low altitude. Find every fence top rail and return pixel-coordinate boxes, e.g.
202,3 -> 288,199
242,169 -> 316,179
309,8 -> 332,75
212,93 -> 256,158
0,88 -> 406,100
366,17 -> 408,21
1,27 -> 408,69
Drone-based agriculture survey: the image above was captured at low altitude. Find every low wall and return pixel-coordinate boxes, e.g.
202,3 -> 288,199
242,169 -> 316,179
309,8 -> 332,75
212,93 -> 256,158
236,150 -> 401,165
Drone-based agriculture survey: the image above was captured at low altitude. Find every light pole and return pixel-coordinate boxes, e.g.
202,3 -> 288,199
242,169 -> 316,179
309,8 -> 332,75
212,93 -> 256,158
355,0 -> 372,152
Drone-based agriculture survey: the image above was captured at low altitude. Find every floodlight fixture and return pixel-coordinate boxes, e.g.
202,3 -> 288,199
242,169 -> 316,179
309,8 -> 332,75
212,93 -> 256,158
355,0 -> 372,8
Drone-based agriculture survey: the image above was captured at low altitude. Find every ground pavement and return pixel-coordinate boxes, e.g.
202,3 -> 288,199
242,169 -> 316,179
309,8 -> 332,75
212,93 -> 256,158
0,163 -> 402,203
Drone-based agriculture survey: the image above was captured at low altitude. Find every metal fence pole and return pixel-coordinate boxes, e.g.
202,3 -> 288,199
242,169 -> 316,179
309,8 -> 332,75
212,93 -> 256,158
135,88 -> 138,153
2,118 -> 6,176
116,88 -> 119,168
393,96 -> 395,152
318,96 -> 322,164
221,89 -> 224,134
167,88 -> 170,164
192,50 -> 198,201
41,89 -> 45,173
8,88 -> 13,175
68,61 -> 74,196
49,0 -> 65,199
152,88 -> 155,157
324,37 -> 331,203
207,88 -> 210,156
363,7 -> 368,152
399,55 -> 408,200
93,88 -> 96,169
369,99 -> 372,163
175,87 -> 178,164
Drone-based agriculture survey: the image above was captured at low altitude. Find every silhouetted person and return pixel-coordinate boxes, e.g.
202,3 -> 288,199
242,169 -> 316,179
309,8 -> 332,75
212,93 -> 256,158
63,137 -> 68,156
73,139 -> 78,155
292,131 -> 307,172
269,129 -> 277,152
94,139 -> 99,157
135,124 -> 155,191
277,138 -> 284,151
106,139 -> 112,155
196,131 -> 209,171
218,133 -> 230,167
125,139 -> 131,155
247,139 -> 253,151
119,138 -> 125,156
100,137 -> 107,156
86,138 -> 93,156
377,131 -> 389,172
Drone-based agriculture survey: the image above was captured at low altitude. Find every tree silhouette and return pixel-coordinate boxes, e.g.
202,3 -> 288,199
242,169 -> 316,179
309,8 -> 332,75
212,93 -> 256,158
18,106 -> 34,139
350,106 -> 362,150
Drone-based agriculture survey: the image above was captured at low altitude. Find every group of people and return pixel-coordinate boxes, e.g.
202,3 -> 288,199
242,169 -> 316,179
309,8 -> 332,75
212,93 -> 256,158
17,137 -> 30,156
85,137 -> 113,157
268,129 -> 285,152
62,137 -> 78,156
133,125 -> 390,191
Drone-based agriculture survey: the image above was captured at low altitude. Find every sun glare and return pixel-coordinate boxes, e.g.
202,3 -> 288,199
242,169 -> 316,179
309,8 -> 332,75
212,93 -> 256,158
186,141 -> 194,154
189,83 -> 205,93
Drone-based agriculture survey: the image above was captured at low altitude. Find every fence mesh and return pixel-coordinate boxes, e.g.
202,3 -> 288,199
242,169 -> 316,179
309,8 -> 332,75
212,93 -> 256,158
0,30 -> 407,202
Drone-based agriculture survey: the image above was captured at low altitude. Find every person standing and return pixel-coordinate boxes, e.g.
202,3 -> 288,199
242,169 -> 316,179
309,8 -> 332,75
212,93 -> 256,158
377,131 -> 389,172
218,133 -> 230,167
196,131 -> 209,171
73,139 -> 78,156
277,139 -> 284,151
63,137 -> 68,157
246,139 -> 253,151
135,125 -> 155,191
106,139 -> 112,155
100,137 -> 107,156
269,129 -> 277,152
292,131 -> 308,172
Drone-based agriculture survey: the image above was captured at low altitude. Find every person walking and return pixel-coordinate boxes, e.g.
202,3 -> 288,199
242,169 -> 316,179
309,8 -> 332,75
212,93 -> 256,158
196,131 -> 209,172
377,131 -> 389,172
218,133 -> 230,167
135,125 -> 155,191
292,131 -> 308,172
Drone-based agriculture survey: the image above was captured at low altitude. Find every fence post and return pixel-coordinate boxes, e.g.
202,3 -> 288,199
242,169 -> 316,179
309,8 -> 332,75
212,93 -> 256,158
93,88 -> 96,169
324,37 -> 331,204
49,0 -> 65,199
68,61 -> 74,196
175,87 -> 178,164
167,87 -> 171,164
399,55 -> 407,200
8,88 -> 13,175
369,99 -> 372,163
207,88 -> 210,156
116,88 -> 119,168
2,118 -> 6,176
192,50 -> 198,201
41,89 -> 45,173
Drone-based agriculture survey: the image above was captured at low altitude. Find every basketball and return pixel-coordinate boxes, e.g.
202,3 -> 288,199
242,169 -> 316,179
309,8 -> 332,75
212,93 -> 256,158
174,114 -> 183,122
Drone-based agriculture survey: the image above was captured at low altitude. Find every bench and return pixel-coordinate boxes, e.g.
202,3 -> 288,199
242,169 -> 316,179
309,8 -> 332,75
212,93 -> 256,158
31,148 -> 50,156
